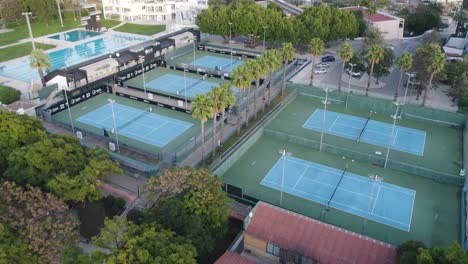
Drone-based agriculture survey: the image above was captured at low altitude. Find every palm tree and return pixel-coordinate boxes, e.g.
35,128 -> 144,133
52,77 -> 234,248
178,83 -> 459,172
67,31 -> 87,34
264,49 -> 281,106
365,45 -> 385,96
337,42 -> 354,91
245,59 -> 262,120
423,43 -> 446,107
309,38 -> 324,86
231,66 -> 251,133
30,49 -> 51,87
208,86 -> 222,159
191,94 -> 213,163
218,83 -> 236,148
395,52 -> 413,101
279,42 -> 295,97
256,55 -> 269,113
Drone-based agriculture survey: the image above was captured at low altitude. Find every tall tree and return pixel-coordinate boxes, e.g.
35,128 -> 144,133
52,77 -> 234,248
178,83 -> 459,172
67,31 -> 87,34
0,110 -> 46,174
29,49 -> 51,87
0,0 -> 26,20
256,55 -> 269,113
4,134 -> 121,203
208,86 -> 222,159
372,47 -> 394,85
25,0 -> 56,23
231,66 -> 251,132
192,94 -> 213,162
280,42 -> 295,97
263,49 -> 281,107
218,83 -> 236,148
94,217 -> 197,264
395,52 -> 413,101
0,223 -> 39,264
309,38 -> 324,86
245,59 -> 262,121
365,44 -> 385,96
144,167 -> 231,230
422,43 -> 445,106
337,42 -> 354,91
0,181 -> 79,264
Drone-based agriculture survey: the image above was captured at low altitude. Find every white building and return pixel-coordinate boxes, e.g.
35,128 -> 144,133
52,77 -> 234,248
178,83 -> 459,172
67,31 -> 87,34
102,0 -> 208,25
341,6 -> 405,40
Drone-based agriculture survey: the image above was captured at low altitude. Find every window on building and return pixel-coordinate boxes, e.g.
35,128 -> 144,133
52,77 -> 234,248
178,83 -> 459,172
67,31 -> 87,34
266,242 -> 280,257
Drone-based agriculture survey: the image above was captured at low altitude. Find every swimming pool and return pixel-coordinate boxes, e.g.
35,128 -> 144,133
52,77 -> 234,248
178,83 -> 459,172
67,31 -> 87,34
0,34 -> 147,82
49,30 -> 102,42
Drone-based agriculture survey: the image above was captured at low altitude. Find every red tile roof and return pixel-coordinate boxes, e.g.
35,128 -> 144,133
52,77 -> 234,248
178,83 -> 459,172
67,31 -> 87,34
214,252 -> 257,264
342,6 -> 397,22
245,202 -> 397,264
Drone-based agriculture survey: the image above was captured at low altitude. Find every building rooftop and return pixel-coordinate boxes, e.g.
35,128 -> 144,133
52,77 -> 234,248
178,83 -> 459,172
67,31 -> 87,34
245,202 -> 397,264
342,6 -> 398,22
214,251 -> 257,264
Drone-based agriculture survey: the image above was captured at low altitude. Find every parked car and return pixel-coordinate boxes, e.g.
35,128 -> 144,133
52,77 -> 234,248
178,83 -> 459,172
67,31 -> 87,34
346,68 -> 361,77
314,68 -> 328,74
314,62 -> 329,68
321,55 -> 335,62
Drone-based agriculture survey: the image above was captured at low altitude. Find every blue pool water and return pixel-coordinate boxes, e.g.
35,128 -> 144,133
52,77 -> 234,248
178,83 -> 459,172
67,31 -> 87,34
49,30 -> 101,42
0,34 -> 146,82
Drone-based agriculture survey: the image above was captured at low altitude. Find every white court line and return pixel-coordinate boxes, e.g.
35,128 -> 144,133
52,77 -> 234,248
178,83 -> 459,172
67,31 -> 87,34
284,157 -> 415,196
328,116 -> 340,131
262,179 -> 411,230
408,191 -> 417,232
292,166 -> 310,189
143,120 -> 168,137
370,185 -> 381,214
392,129 -> 399,147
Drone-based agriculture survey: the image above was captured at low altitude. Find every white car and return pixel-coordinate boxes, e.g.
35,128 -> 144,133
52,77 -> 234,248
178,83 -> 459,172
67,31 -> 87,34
314,68 -> 328,74
314,62 -> 329,68
346,68 -> 361,77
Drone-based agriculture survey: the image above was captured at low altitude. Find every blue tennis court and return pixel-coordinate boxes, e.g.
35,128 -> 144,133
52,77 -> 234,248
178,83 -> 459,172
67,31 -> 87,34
303,109 -> 426,156
77,103 -> 192,147
261,156 -> 415,231
192,55 -> 244,73
145,74 -> 238,98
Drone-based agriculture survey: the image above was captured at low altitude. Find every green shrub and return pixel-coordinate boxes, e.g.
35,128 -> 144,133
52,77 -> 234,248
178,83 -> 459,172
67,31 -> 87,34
100,195 -> 126,216
0,85 -> 21,104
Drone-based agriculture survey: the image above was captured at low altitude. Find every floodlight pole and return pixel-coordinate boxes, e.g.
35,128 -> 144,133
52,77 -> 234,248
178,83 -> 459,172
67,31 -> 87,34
262,26 -> 267,52
346,63 -> 356,109
22,12 -> 35,50
279,149 -> 291,206
108,99 -> 120,153
56,0 -> 64,27
183,67 -> 187,107
384,102 -> 400,168
368,174 -> 384,212
320,87 -> 330,152
229,22 -> 233,66
192,37 -> 196,66
140,57 -> 147,97
62,87 -> 75,132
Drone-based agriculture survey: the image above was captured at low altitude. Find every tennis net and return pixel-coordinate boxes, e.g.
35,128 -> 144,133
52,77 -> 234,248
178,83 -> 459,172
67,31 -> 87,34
327,167 -> 347,206
357,113 -> 372,142
186,77 -> 204,90
116,110 -> 148,131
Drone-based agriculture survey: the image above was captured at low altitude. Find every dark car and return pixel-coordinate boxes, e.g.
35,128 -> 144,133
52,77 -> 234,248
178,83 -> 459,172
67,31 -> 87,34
321,55 -> 335,62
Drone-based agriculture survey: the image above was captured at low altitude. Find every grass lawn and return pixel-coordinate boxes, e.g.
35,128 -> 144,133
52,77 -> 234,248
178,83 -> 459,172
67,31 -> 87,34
100,18 -> 121,29
114,23 -> 166,36
0,19 -> 81,47
0,42 -> 55,63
